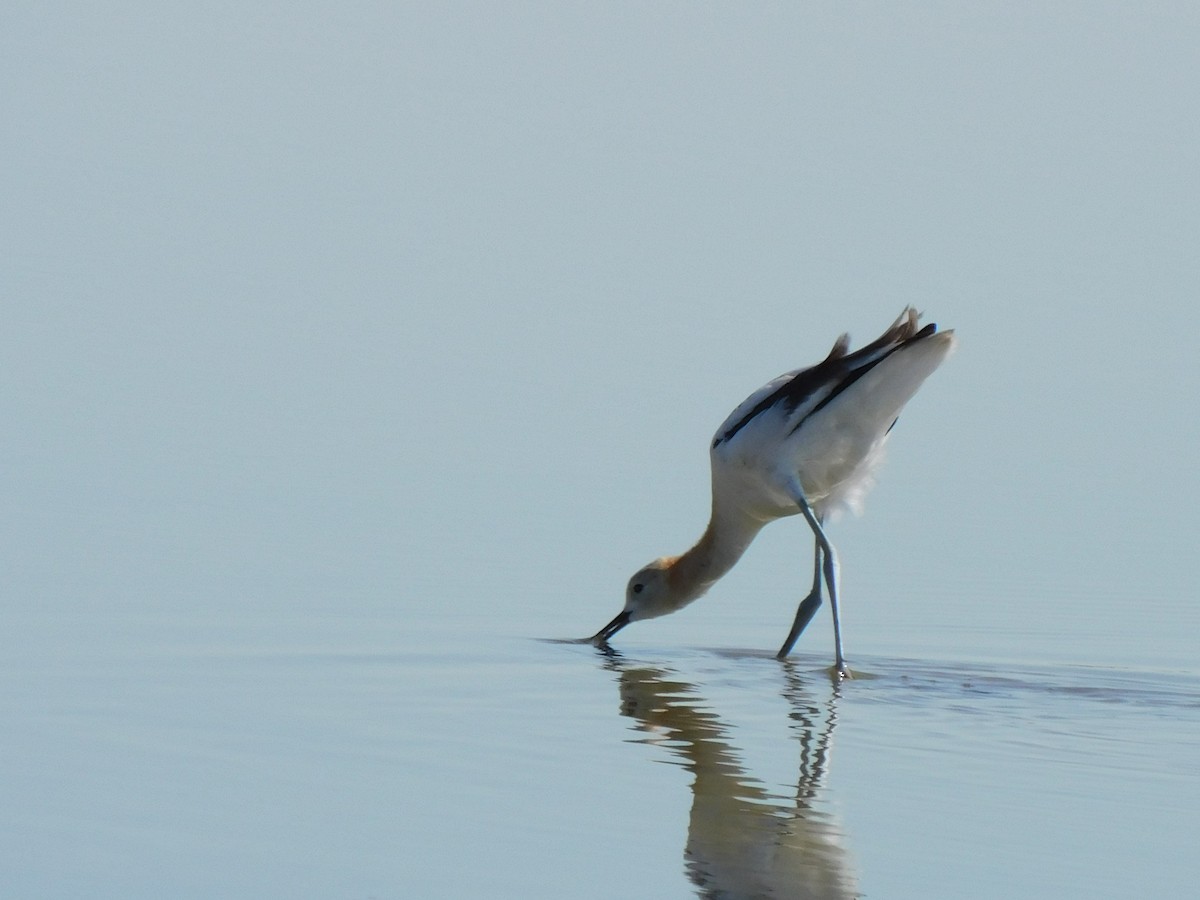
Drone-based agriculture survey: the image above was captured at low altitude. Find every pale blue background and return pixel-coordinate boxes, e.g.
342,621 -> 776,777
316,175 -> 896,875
3,4 -> 1198,897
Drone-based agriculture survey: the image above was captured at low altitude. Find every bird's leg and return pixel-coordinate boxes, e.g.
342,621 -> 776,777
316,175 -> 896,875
789,488 -> 848,677
776,537 -> 823,659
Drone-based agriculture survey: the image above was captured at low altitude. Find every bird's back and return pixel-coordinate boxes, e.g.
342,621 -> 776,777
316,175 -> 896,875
710,309 -> 955,517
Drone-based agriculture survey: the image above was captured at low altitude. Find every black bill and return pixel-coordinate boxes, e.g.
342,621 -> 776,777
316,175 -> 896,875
590,610 -> 631,643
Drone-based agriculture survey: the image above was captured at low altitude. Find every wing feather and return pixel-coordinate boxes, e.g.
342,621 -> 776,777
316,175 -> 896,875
711,308 -> 937,449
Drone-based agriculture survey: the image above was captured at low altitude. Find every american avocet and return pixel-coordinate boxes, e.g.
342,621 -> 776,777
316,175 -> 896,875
591,308 -> 955,675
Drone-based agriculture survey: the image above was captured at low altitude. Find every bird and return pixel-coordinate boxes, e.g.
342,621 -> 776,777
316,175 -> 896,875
591,307 -> 955,676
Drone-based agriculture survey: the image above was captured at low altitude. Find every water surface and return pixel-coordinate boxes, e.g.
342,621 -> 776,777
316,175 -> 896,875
6,3 -> 1200,897
5,604 -> 1196,898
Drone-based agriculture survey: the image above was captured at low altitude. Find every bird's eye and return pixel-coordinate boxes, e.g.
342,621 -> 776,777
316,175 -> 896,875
632,583 -> 644,594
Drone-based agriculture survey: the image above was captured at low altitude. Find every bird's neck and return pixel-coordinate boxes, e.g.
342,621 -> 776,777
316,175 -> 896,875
669,504 -> 764,602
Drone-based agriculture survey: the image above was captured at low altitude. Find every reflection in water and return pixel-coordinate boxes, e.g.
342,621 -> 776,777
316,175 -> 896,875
606,656 -> 859,899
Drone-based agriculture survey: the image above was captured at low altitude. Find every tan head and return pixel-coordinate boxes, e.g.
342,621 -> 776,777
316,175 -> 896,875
591,557 -> 684,644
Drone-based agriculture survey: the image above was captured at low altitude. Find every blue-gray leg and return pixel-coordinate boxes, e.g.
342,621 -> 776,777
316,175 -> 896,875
776,538 -> 823,659
784,486 -> 847,676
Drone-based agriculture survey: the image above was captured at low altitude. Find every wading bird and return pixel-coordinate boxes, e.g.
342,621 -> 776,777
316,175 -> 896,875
591,308 -> 955,676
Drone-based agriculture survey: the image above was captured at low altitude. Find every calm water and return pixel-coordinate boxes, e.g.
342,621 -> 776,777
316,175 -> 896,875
5,599 -> 1197,899
7,3 -> 1200,898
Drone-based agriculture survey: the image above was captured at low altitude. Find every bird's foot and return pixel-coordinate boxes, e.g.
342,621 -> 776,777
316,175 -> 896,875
829,661 -> 852,681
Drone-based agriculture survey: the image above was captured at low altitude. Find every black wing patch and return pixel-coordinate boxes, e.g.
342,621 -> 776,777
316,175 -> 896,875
711,320 -> 936,449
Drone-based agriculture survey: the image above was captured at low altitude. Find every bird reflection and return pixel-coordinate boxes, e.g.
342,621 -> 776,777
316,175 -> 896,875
606,656 -> 859,899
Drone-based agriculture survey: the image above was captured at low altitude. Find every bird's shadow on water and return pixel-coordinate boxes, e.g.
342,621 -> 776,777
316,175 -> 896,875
593,646 -> 861,900
545,637 -> 1200,899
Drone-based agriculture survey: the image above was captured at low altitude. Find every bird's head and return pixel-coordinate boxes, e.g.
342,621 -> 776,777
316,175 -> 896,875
591,558 -> 682,644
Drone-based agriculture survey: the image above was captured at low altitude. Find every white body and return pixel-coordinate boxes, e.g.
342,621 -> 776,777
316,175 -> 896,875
712,328 -> 956,523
